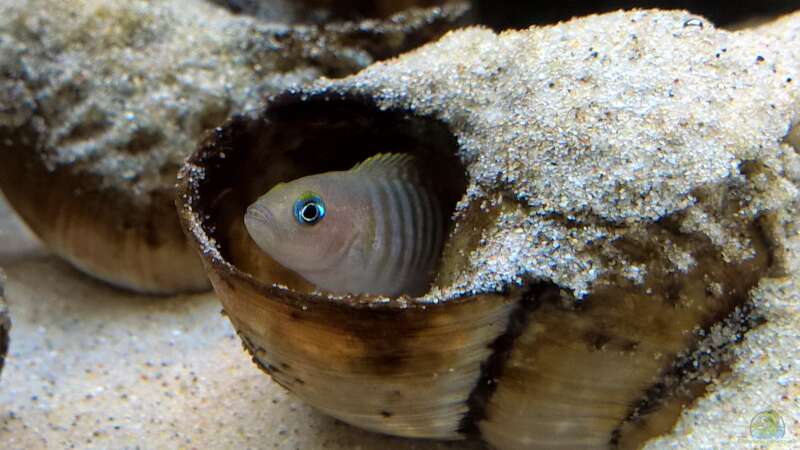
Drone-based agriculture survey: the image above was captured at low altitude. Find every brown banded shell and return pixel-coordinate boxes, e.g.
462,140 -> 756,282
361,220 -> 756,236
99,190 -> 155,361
177,10 -> 800,450
0,0 -> 469,294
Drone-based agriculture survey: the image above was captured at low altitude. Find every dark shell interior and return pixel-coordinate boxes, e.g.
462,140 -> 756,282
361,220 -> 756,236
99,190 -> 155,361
185,93 -> 468,298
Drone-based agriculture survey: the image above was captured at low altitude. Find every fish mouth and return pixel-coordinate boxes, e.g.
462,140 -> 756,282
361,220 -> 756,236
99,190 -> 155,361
245,203 -> 275,231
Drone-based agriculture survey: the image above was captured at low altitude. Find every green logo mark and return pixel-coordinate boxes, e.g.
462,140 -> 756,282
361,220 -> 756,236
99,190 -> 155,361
750,410 -> 785,440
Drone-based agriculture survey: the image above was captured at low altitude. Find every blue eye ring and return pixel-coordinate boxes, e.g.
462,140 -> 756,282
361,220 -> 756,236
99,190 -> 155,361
293,193 -> 326,225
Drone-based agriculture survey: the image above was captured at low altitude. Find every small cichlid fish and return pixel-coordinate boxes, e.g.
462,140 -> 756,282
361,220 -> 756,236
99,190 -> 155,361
244,153 -> 444,297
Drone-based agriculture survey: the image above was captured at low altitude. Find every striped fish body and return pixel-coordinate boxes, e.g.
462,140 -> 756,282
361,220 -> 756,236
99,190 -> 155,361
244,154 -> 443,297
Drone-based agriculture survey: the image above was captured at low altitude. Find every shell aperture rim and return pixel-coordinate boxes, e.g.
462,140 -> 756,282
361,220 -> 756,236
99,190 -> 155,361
293,192 -> 326,226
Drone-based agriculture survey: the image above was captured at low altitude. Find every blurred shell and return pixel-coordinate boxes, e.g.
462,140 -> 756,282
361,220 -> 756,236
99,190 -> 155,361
178,9 -> 800,450
0,0 -> 469,294
210,0 -> 465,23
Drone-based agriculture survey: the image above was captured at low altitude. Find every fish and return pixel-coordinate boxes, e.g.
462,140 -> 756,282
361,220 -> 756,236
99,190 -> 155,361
244,153 -> 444,297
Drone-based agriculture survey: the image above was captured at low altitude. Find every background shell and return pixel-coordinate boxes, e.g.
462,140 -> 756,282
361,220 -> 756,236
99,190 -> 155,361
179,9 -> 800,449
0,0 -> 468,294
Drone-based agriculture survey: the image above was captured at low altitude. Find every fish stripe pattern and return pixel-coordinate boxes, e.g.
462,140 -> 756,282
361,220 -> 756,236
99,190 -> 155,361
403,179 -> 425,281
372,178 -> 394,282
382,178 -> 405,287
393,179 -> 416,287
405,180 -> 424,273
363,166 -> 441,296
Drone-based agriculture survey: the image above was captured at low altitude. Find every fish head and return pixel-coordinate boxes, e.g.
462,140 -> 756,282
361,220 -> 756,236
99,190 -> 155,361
244,174 -> 358,275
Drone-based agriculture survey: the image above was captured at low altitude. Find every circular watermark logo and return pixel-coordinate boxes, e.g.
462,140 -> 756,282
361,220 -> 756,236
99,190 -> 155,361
750,410 -> 785,440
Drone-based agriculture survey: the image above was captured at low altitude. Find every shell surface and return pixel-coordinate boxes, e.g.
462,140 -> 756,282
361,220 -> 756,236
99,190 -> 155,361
178,10 -> 800,450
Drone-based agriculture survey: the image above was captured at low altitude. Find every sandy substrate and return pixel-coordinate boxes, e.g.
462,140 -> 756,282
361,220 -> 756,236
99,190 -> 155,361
0,196 -> 481,449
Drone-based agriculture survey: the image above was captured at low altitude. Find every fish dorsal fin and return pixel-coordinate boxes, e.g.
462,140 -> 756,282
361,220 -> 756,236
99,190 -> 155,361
351,153 -> 421,182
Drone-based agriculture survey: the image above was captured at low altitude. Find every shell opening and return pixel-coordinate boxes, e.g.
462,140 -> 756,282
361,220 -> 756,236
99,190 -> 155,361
196,93 -> 468,298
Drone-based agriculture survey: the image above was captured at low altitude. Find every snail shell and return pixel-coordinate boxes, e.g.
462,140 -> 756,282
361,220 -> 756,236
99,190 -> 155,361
0,0 -> 469,294
177,10 -> 800,450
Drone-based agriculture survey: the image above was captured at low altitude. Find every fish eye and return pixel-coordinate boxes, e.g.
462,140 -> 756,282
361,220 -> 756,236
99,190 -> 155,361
293,194 -> 326,226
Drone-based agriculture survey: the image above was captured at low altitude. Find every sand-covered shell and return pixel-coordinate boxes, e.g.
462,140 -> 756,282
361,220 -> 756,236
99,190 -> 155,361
0,0 -> 468,294
177,10 -> 800,449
